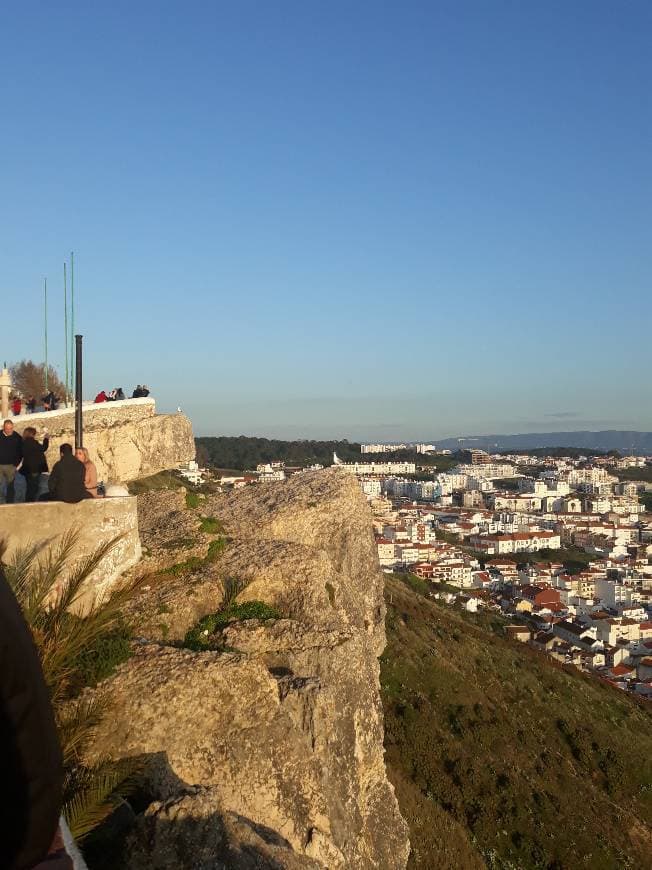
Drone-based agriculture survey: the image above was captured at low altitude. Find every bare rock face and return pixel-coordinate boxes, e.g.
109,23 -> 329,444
127,787 -> 324,869
91,470 -> 410,868
12,399 -> 194,483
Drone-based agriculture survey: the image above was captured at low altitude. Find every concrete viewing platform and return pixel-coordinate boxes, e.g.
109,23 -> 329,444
8,396 -> 157,432
0,496 -> 141,605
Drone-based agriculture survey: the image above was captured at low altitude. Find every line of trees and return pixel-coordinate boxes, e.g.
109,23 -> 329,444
195,436 -> 363,471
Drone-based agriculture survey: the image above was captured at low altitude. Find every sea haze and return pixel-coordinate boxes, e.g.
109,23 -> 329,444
435,431 -> 652,452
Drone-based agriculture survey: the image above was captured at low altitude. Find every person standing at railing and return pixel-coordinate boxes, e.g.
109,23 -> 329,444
21,428 -> 49,503
0,419 -> 23,504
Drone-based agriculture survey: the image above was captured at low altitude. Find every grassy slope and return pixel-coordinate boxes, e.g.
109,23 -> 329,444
381,577 -> 652,869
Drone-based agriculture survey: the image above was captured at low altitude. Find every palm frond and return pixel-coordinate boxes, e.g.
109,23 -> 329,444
57,694 -> 111,767
63,758 -> 142,841
52,534 -> 126,616
26,528 -> 81,625
2,540 -> 49,604
5,526 -> 148,841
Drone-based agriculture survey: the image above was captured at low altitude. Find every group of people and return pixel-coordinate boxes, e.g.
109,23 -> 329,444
0,419 -> 99,504
9,392 -> 59,416
94,384 -> 149,403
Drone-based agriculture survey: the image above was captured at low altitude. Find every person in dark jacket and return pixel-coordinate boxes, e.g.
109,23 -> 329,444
0,419 -> 23,504
0,563 -> 64,869
115,387 -> 126,401
46,444 -> 90,503
20,428 -> 49,503
26,396 -> 36,414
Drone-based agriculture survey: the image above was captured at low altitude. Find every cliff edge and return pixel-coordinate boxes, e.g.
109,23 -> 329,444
87,469 -> 410,868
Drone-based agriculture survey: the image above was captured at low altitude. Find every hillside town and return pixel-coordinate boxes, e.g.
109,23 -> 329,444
355,445 -> 652,700
190,443 -> 652,699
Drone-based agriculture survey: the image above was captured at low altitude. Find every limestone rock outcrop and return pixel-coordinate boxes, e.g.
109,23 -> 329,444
12,399 -> 194,483
90,470 -> 410,868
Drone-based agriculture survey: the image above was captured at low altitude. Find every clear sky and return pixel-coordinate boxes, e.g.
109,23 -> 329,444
2,1 -> 650,439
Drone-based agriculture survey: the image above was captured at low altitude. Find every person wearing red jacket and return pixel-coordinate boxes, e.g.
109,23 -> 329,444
11,396 -> 22,416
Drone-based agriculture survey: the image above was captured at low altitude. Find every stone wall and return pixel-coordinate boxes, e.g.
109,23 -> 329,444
0,497 -> 141,606
10,398 -> 195,484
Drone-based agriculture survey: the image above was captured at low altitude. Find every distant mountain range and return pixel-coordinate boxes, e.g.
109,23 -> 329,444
435,430 -> 652,452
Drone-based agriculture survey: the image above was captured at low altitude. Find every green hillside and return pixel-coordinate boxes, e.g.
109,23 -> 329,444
381,577 -> 652,869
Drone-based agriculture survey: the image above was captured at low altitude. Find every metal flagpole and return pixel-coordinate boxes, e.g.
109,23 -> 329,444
44,277 -> 49,391
64,261 -> 69,404
70,251 -> 75,401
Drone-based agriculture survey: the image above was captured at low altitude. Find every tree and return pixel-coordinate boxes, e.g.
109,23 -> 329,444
10,359 -> 67,400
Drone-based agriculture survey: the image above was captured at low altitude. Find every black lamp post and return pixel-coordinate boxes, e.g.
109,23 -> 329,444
75,335 -> 83,449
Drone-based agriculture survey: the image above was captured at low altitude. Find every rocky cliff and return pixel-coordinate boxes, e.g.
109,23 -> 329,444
87,470 -> 410,868
12,398 -> 195,483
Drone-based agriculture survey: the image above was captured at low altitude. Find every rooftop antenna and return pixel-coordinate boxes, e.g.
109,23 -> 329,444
64,261 -> 69,404
44,277 -> 48,391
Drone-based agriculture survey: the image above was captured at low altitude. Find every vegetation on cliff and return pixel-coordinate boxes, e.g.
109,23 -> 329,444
381,576 -> 652,869
1,532 -> 143,841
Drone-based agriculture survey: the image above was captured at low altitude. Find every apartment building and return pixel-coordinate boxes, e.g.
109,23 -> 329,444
375,537 -> 397,567
566,467 -> 618,486
453,463 -> 517,479
361,443 -> 409,454
335,458 -> 416,475
468,530 -> 561,555
431,561 -> 473,588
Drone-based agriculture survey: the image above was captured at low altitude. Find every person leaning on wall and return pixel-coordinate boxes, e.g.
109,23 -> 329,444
43,445 -> 90,504
74,447 -> 100,498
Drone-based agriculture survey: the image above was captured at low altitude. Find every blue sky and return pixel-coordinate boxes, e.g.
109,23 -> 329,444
2,1 -> 650,439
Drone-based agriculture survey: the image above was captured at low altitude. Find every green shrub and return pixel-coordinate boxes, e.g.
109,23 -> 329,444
183,601 -> 281,651
128,471 -> 180,495
199,516 -> 224,534
161,536 -> 227,578
399,572 -> 431,597
185,491 -> 201,509
206,537 -> 227,561
162,556 -> 204,576
161,536 -> 195,550
72,621 -> 133,690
